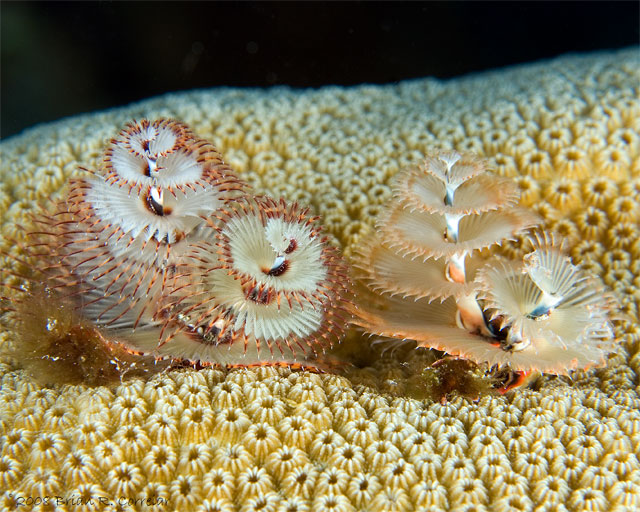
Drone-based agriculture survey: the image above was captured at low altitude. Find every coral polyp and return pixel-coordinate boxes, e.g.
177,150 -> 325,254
352,151 -> 618,376
150,196 -> 352,367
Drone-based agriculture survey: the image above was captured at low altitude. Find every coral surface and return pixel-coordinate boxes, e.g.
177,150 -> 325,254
1,48 -> 639,511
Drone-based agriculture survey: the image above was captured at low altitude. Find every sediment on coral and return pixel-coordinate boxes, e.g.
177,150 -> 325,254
1,48 -> 639,511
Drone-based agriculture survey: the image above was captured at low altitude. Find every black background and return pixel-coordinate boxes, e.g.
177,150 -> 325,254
2,1 -> 638,139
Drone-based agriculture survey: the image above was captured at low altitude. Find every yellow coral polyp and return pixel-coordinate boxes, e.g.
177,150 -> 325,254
383,460 -> 420,493
410,480 -> 449,508
441,456 -> 477,484
212,408 -> 250,445
293,400 -> 333,431
553,146 -> 592,179
203,468 -> 235,501
608,480 -> 640,508
180,407 -> 214,444
467,433 -> 507,458
363,440 -> 402,472
278,416 -> 316,452
568,488 -> 609,512
145,413 -> 179,447
517,149 -> 553,179
327,443 -> 365,475
115,424 -> 152,461
106,461 -> 145,496
211,381 -> 245,409
595,146 -> 632,179
141,444 -> 178,483
0,456 -> 22,489
449,478 -> 489,507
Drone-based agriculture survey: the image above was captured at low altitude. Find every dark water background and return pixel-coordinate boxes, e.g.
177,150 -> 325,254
1,1 -> 638,139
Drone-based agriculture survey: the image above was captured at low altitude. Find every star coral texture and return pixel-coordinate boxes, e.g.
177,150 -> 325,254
1,48 -> 640,511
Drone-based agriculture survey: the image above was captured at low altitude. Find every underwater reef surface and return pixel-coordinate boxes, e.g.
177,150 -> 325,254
0,48 -> 639,511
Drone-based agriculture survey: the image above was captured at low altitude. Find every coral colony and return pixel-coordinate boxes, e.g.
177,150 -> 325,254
2,53 -> 638,511
2,122 -> 619,391
352,151 -> 618,392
